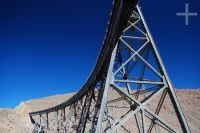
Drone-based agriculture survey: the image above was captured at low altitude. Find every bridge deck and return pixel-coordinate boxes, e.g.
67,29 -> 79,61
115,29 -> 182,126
29,0 -> 138,116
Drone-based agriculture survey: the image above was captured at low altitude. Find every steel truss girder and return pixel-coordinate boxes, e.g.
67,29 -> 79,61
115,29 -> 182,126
29,1 -> 191,133
94,5 -> 191,133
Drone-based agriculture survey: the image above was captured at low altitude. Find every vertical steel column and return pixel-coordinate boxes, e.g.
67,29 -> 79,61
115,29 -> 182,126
95,44 -> 118,133
136,5 -> 191,133
91,81 -> 105,132
77,90 -> 93,133
46,113 -> 49,130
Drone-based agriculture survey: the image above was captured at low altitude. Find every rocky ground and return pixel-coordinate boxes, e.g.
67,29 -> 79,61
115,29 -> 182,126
0,89 -> 199,133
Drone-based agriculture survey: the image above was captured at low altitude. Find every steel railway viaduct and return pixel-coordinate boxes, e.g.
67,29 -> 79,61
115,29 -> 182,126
29,0 -> 191,132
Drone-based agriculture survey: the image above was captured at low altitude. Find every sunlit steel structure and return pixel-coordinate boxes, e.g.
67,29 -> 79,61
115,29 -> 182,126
29,0 -> 191,132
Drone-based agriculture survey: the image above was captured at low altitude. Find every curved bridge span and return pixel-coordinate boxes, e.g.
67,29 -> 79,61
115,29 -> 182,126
29,0 -> 191,133
29,0 -> 138,116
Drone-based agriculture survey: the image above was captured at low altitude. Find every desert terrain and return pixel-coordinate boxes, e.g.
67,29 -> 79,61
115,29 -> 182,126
0,89 -> 199,133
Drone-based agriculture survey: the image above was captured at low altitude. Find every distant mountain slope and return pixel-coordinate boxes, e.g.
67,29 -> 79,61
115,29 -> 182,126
0,89 -> 199,133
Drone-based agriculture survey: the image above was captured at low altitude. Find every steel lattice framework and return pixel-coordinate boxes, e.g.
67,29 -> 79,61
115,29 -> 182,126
29,0 -> 191,133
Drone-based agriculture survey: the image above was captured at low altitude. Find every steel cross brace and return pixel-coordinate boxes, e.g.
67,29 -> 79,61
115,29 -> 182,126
94,5 -> 190,133
29,1 -> 191,133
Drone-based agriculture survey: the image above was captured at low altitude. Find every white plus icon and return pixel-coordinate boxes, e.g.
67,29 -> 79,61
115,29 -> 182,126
176,3 -> 198,25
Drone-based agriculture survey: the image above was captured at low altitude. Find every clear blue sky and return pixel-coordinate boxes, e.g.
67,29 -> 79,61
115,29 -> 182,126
0,0 -> 199,108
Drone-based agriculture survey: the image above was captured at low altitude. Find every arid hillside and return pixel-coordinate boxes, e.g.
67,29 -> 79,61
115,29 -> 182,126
0,89 -> 199,133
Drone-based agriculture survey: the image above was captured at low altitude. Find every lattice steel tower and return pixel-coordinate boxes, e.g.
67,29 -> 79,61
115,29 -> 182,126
29,0 -> 191,132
